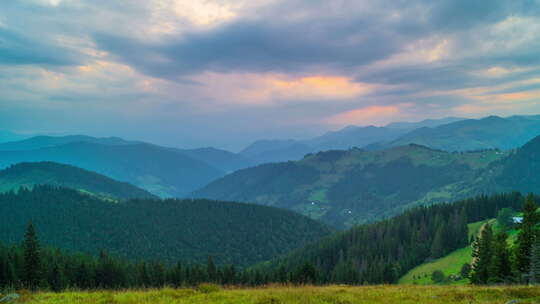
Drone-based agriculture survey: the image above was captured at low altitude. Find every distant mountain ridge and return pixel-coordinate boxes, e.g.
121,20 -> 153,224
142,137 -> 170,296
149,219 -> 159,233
369,115 -> 540,151
0,130 -> 29,143
240,117 -> 464,164
0,162 -> 156,200
0,135 -> 253,197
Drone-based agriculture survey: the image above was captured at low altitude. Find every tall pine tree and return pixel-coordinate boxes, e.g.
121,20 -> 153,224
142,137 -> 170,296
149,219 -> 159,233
471,224 -> 493,284
22,221 -> 42,290
530,237 -> 540,284
488,231 -> 512,283
515,194 -> 539,281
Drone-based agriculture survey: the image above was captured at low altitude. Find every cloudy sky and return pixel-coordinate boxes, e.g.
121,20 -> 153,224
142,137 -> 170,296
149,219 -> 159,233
1,0 -> 540,150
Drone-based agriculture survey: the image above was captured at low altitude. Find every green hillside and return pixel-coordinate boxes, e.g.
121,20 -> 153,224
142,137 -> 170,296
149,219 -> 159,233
195,144 -> 507,227
0,162 -> 156,200
0,186 -> 331,266
398,220 -> 487,285
399,216 -> 522,285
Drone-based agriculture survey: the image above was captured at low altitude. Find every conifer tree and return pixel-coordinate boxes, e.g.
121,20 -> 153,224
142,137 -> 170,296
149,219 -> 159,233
488,231 -> 512,283
22,221 -> 42,290
48,262 -> 67,292
471,224 -> 493,284
530,238 -> 540,284
207,256 -> 217,283
515,194 -> 539,280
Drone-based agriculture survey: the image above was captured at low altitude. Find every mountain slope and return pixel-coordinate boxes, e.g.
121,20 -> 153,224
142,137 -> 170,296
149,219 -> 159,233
195,145 -> 508,227
0,186 -> 331,266
372,115 -> 540,151
180,147 -> 253,173
0,162 -> 156,200
0,142 -> 223,197
495,133 -> 540,194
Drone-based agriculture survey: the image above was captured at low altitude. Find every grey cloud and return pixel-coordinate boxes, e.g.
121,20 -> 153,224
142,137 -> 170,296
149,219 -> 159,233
0,28 -> 79,66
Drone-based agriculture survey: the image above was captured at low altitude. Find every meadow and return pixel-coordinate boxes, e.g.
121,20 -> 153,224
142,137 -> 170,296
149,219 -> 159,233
9,285 -> 540,304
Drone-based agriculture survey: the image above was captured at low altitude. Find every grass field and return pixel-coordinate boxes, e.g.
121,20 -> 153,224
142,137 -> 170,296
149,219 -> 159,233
11,285 -> 540,304
398,220 -> 488,285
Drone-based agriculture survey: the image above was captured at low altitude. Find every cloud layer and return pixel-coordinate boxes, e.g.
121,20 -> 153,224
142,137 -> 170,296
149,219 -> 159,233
1,0 -> 540,150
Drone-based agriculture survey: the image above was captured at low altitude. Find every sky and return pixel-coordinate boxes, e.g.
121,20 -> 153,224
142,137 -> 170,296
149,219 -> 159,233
1,0 -> 540,151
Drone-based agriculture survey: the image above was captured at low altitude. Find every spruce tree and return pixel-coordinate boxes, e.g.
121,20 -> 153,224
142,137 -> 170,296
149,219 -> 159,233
471,224 -> 493,284
515,194 -> 539,280
488,231 -> 512,283
530,237 -> 540,284
48,262 -> 67,292
22,221 -> 42,290
206,256 -> 217,283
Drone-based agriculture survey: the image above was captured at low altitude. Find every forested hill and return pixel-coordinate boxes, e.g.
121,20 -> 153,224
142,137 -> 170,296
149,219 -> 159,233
0,162 -> 156,200
0,186 -> 331,266
257,193 -> 526,285
194,144 -> 508,228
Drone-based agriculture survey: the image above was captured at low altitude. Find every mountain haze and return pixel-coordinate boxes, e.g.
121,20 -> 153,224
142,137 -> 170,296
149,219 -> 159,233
0,162 -> 156,200
371,115 -> 540,151
0,142 -> 223,197
240,117 -> 465,164
0,135 -> 253,197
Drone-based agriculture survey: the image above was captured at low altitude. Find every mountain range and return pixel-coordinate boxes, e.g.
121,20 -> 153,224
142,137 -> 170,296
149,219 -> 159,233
369,115 -> 540,151
0,135 -> 252,197
240,115 -> 540,164
195,132 -> 540,228
239,117 -> 464,164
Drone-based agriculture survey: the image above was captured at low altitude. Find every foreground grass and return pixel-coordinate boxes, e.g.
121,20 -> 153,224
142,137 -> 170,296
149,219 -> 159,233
14,285 -> 540,304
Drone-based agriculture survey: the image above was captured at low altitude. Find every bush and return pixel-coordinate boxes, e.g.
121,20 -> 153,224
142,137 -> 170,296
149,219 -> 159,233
197,283 -> 221,294
431,270 -> 445,283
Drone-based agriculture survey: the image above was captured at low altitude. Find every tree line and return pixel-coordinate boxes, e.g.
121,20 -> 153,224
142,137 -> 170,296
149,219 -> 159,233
1,222 -> 328,291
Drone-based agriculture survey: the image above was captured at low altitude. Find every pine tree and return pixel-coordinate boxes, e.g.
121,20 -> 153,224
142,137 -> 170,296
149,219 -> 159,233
431,224 -> 446,258
530,237 -> 540,284
22,221 -> 42,290
515,194 -> 539,281
48,262 -> 67,292
471,224 -> 493,284
206,256 -> 217,283
488,231 -> 512,283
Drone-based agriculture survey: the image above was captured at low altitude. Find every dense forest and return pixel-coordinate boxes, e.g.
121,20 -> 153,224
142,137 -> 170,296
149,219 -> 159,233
257,193 -> 528,284
1,192 -> 538,292
0,223 -> 286,291
0,162 -> 156,200
0,186 -> 331,267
